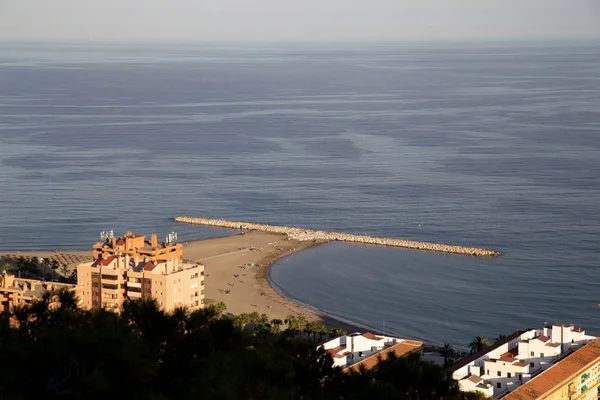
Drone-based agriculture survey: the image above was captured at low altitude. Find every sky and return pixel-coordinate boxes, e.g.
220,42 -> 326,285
1,0 -> 599,42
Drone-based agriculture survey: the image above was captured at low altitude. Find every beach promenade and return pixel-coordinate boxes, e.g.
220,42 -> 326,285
175,216 -> 501,256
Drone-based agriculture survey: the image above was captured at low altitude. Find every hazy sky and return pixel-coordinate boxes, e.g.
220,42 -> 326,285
1,0 -> 599,41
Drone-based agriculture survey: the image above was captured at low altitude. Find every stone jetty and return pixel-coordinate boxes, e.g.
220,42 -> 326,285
174,216 -> 501,257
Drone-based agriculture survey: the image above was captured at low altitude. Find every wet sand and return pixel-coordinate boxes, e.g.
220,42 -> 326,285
1,232 -> 364,332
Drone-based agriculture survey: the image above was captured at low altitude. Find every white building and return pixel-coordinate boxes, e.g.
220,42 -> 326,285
321,332 -> 422,370
453,324 -> 596,398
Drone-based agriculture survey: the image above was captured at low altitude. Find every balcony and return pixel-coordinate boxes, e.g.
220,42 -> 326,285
101,283 -> 119,290
127,281 -> 142,288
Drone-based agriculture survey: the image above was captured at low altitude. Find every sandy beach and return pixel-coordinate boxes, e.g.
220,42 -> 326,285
0,231 -> 364,333
182,231 -> 364,332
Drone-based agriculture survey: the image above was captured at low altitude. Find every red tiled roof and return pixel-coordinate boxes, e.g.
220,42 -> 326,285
362,332 -> 384,341
143,261 -> 156,271
572,328 -> 584,333
329,345 -> 346,353
467,375 -> 484,383
499,355 -> 518,363
344,340 -> 423,373
116,238 -> 125,246
537,335 -> 550,343
514,362 -> 529,367
97,256 -> 116,267
503,338 -> 600,400
326,346 -> 348,358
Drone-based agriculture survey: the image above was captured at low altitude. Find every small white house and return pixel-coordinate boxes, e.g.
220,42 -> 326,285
321,332 -> 421,369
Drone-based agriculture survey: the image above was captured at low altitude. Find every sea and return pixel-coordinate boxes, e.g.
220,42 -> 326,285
1,41 -> 599,350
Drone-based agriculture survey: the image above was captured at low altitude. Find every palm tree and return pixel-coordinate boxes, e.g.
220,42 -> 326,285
317,324 -> 328,342
60,263 -> 69,278
270,318 -> 283,334
494,334 -> 507,344
438,343 -> 456,367
285,315 -> 299,335
1,263 -> 13,273
469,336 -> 491,354
50,259 -> 59,281
329,327 -> 347,338
213,301 -> 227,316
296,314 -> 307,334
249,311 -> 260,324
170,306 -> 190,335
41,257 -> 50,276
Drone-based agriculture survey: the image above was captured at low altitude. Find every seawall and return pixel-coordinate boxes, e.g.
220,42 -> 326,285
174,216 -> 501,257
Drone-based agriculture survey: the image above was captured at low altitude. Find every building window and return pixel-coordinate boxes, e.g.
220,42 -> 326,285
497,383 -> 501,389
487,370 -> 489,375
540,353 -> 544,358
531,351 -> 534,356
518,374 -> 522,381
530,362 -> 535,368
497,371 -> 501,377
507,373 -> 511,378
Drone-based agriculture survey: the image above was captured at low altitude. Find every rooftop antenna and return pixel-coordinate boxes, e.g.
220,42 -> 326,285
166,231 -> 178,244
100,230 -> 115,241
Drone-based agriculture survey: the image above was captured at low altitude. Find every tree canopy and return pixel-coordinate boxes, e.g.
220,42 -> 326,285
0,292 -> 484,400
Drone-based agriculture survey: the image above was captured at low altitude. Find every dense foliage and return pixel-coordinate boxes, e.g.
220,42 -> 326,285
0,290 -> 482,400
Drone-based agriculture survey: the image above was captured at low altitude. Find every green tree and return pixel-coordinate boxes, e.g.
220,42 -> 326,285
330,327 -> 347,338
469,336 -> 491,354
270,318 -> 283,334
494,334 -> 507,344
1,263 -> 12,273
439,343 -> 456,367
50,259 -> 59,281
317,324 -> 328,342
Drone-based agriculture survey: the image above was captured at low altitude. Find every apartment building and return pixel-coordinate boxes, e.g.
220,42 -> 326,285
0,271 -> 75,312
321,332 -> 423,371
77,232 -> 204,312
503,338 -> 600,400
453,325 -> 596,398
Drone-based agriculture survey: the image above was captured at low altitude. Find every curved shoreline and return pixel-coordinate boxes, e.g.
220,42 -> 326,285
174,216 -> 501,257
267,252 -> 390,335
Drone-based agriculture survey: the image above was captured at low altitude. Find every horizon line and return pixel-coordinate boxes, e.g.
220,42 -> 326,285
2,36 -> 600,46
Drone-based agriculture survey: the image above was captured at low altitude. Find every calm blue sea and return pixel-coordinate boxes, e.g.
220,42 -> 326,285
1,41 -> 599,348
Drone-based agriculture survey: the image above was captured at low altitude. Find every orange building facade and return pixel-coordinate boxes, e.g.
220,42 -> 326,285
77,232 -> 204,312
0,272 -> 75,312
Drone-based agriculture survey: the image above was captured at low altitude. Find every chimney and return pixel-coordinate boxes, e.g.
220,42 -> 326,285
151,233 -> 158,247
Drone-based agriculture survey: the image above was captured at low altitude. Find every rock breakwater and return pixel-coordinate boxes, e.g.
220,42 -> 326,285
174,217 -> 501,257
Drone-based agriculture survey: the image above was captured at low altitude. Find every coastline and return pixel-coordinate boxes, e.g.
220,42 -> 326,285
0,231 -> 368,334
181,230 -> 368,334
